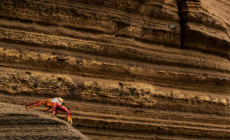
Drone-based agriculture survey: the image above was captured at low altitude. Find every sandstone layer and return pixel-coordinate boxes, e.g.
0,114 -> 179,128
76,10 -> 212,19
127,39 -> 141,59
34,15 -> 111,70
0,0 -> 230,139
178,0 -> 230,58
0,102 -> 88,140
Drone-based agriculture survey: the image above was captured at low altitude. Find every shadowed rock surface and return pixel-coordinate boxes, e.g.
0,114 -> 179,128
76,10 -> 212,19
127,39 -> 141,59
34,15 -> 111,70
0,102 -> 88,140
0,0 -> 230,139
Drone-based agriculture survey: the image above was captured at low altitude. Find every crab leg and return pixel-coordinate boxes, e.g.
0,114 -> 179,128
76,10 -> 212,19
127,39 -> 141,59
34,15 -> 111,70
53,110 -> 59,116
41,108 -> 51,111
26,102 -> 43,109
25,101 -> 40,107
51,102 -> 57,117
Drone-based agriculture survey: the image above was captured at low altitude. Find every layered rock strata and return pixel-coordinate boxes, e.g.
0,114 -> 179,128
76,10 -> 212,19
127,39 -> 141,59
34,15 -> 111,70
0,0 -> 230,139
0,102 -> 88,140
178,0 -> 230,58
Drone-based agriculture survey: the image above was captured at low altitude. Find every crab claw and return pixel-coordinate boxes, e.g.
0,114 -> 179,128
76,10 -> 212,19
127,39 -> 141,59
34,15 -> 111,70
68,117 -> 73,124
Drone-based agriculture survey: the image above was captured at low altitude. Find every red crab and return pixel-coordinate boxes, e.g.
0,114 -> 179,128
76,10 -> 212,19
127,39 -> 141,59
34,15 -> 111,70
25,97 -> 72,124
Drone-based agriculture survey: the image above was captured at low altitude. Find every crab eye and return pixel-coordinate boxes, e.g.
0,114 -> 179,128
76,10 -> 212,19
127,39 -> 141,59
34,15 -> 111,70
58,97 -> 64,102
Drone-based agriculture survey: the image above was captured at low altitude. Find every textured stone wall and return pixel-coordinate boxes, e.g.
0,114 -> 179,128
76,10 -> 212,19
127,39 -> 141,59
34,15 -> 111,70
179,0 -> 230,58
0,0 -> 230,139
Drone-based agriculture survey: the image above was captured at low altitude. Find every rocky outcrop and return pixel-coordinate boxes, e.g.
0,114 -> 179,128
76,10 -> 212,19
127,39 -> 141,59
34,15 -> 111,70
0,0 -> 230,139
178,0 -> 230,58
0,0 -> 181,47
0,102 -> 88,140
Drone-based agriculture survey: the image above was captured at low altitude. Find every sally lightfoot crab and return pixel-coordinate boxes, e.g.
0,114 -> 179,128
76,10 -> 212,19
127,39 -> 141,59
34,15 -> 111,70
25,97 -> 72,124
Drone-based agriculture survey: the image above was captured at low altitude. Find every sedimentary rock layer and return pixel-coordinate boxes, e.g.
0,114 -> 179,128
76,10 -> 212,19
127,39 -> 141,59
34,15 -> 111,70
178,0 -> 230,58
0,102 -> 88,140
1,68 -> 230,139
0,0 -> 230,139
0,0 -> 180,47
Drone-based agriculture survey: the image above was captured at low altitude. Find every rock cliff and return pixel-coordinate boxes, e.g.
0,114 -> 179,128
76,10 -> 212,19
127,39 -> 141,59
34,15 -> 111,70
0,0 -> 230,139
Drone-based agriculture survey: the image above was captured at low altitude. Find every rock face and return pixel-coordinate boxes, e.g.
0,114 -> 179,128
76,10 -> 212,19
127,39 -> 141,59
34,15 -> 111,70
0,102 -> 88,140
0,0 -> 230,139
179,0 -> 230,58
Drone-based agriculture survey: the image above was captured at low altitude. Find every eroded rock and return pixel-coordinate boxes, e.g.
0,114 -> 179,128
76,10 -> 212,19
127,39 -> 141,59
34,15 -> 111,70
0,102 -> 88,140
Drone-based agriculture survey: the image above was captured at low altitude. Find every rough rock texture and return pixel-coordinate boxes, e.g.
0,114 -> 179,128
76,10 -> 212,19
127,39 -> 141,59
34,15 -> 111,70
178,0 -> 230,58
0,0 -> 230,139
0,102 -> 88,140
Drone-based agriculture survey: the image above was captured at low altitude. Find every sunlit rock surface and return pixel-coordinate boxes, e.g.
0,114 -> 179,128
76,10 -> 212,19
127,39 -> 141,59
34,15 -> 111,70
0,0 -> 230,139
